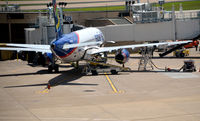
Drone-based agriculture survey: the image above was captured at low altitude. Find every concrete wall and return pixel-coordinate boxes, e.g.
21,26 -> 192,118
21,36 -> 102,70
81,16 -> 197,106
85,19 -> 114,27
25,28 -> 42,44
99,24 -> 134,42
99,19 -> 200,42
176,19 -> 200,40
64,11 -> 119,26
133,21 -> 174,41
99,21 -> 174,42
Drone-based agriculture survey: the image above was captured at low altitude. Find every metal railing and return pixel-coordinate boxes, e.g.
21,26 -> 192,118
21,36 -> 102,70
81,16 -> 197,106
175,11 -> 200,20
133,10 -> 200,23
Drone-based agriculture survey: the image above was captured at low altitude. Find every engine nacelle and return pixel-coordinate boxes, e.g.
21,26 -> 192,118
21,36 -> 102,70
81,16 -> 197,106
115,49 -> 130,64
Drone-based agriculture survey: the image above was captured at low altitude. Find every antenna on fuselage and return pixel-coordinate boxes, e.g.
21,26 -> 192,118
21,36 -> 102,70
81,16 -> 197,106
52,0 -> 62,40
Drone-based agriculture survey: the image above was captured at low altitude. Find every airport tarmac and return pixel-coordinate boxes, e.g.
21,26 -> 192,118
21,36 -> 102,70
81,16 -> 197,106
0,48 -> 200,121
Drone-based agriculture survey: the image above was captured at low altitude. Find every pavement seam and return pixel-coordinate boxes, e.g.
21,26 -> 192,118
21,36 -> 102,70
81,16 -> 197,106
1,88 -> 42,121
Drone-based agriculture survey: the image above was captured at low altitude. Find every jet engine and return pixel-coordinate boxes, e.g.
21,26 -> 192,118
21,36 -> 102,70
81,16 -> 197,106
115,49 -> 130,64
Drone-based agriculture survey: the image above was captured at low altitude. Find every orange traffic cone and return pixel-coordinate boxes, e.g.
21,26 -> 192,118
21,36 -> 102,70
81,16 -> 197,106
47,83 -> 51,89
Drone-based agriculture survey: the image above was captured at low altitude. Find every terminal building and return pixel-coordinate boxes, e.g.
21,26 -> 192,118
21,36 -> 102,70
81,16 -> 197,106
0,0 -> 200,45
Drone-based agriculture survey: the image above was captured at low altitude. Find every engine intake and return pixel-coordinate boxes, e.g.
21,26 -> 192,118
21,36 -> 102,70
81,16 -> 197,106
115,49 -> 130,64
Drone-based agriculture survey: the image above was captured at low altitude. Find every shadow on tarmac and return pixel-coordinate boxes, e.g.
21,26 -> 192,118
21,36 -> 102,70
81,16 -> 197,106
0,70 -> 52,77
4,67 -> 98,88
108,56 -> 200,59
28,64 -> 72,68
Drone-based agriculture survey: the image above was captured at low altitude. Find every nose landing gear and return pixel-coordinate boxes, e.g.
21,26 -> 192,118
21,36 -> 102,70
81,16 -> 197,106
48,52 -> 59,73
48,64 -> 59,73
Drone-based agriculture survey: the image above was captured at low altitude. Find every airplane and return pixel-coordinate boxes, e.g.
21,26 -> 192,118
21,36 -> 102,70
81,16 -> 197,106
0,0 -> 192,73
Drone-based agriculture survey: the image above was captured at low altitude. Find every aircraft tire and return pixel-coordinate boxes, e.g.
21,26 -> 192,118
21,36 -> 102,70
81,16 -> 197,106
54,64 -> 59,73
180,52 -> 185,58
91,70 -> 98,75
48,65 -> 53,73
111,70 -> 118,75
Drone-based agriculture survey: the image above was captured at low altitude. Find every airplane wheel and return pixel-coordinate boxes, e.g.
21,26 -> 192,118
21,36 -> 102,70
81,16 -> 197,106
175,52 -> 180,58
180,52 -> 185,58
111,70 -> 118,75
54,64 -> 59,73
48,65 -> 53,73
91,70 -> 98,75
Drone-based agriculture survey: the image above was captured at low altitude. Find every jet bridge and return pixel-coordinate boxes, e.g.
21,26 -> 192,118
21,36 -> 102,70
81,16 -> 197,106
98,11 -> 200,42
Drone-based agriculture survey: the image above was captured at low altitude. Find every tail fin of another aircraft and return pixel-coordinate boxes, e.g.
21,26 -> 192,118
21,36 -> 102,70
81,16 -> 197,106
52,0 -> 62,39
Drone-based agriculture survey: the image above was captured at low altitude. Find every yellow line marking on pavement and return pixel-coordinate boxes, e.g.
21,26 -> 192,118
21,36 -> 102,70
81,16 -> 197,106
37,88 -> 49,94
118,90 -> 125,94
104,73 -> 118,93
104,73 -> 124,94
111,90 -> 125,94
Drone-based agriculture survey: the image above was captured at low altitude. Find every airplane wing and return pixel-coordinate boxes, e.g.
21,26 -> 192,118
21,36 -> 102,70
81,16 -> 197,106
87,40 -> 192,54
0,43 -> 50,49
62,41 -> 103,49
0,40 -> 192,54
0,47 -> 51,53
0,43 -> 51,53
0,42 -> 102,52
